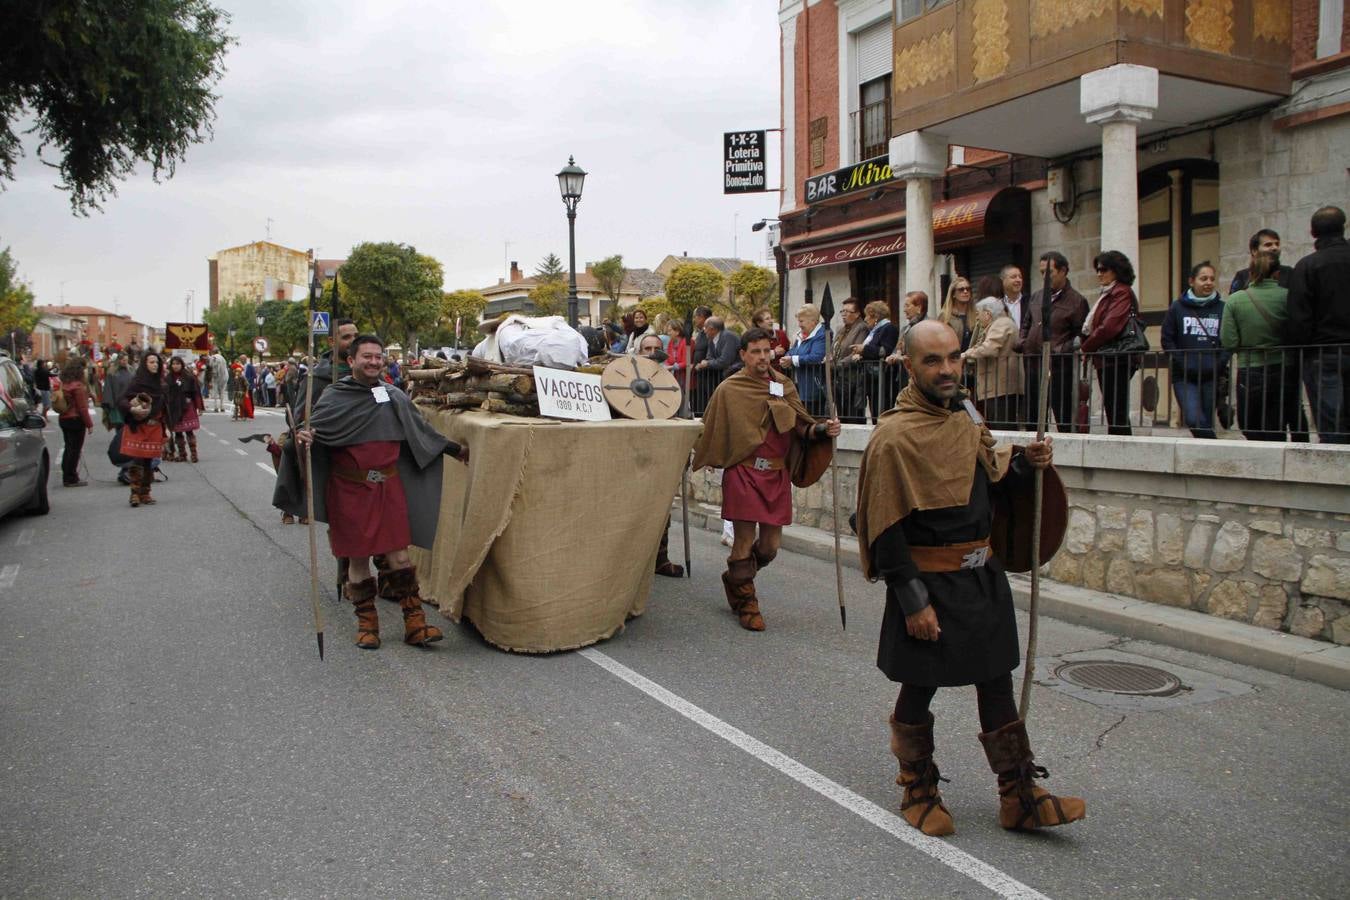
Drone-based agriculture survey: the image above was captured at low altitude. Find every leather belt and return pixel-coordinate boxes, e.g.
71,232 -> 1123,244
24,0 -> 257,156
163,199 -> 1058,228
738,456 -> 786,471
910,539 -> 992,574
332,465 -> 398,485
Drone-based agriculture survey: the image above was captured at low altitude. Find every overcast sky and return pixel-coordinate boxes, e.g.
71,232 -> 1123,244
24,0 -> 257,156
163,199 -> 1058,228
0,0 -> 782,327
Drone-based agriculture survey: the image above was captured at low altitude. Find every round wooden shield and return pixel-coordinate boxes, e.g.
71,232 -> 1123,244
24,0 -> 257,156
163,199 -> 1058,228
601,355 -> 682,420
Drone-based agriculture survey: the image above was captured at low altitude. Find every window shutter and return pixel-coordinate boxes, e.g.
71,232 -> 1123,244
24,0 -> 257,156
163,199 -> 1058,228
856,20 -> 892,86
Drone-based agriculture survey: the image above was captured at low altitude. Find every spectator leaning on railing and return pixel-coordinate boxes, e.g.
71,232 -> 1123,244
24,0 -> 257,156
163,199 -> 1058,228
1220,250 -> 1304,442
885,291 -> 928,397
1230,228 -> 1293,294
1286,205 -> 1350,443
853,300 -> 899,422
1020,251 -> 1088,433
962,296 -> 1024,429
1161,260 -> 1229,439
779,305 -> 827,415
1082,250 -> 1141,436
831,297 -> 870,423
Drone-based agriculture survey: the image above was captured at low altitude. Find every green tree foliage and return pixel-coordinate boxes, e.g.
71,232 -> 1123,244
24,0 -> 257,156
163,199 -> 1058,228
0,246 -> 39,344
202,293 -> 259,357
591,254 -> 627,305
256,299 -> 309,357
725,263 -> 777,329
339,242 -> 445,347
441,289 -> 487,348
2,0 -> 236,214
633,296 -> 674,324
527,280 -> 567,317
534,253 -> 565,283
663,262 -> 725,318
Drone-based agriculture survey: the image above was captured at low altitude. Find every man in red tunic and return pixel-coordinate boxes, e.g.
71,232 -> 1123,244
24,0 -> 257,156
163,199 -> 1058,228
692,327 -> 840,630
293,335 -> 470,649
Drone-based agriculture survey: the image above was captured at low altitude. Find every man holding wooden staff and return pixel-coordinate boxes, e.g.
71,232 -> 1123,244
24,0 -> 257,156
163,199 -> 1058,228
855,319 -> 1083,836
288,335 -> 470,650
692,328 -> 839,631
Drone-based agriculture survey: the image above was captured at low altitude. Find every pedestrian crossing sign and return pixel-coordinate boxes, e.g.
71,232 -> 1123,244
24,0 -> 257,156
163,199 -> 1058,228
311,312 -> 330,335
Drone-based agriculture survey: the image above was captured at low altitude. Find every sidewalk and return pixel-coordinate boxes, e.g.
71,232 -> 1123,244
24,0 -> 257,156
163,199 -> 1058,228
673,500 -> 1350,691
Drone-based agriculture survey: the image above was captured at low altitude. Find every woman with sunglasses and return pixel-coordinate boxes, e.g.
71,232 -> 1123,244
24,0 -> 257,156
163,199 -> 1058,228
1081,250 -> 1140,435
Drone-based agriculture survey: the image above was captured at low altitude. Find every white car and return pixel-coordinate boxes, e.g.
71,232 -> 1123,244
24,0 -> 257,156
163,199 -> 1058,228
0,355 -> 50,519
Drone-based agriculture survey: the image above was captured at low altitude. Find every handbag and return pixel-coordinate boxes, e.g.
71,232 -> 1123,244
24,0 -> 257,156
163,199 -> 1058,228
1103,311 -> 1149,356
107,425 -> 132,466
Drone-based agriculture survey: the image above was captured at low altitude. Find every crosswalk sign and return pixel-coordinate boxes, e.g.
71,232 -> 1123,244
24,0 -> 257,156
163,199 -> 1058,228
311,311 -> 331,335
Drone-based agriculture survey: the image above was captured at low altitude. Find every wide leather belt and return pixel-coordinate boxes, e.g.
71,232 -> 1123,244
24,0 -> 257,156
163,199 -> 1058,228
910,539 -> 992,573
738,456 -> 786,471
333,465 -> 398,485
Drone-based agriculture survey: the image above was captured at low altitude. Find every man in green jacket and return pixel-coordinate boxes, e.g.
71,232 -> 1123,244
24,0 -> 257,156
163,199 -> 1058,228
1221,252 -> 1306,441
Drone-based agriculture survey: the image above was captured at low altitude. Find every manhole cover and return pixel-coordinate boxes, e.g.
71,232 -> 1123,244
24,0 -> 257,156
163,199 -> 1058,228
1053,660 -> 1183,697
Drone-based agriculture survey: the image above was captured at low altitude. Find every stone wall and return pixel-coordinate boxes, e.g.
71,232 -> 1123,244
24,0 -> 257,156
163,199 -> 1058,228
688,428 -> 1350,644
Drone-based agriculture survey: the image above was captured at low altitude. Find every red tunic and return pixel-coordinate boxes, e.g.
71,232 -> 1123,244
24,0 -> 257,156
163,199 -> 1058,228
721,426 -> 793,526
325,440 -> 410,557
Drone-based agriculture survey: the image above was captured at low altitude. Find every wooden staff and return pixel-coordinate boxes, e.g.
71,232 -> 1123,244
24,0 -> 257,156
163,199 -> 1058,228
682,314 -> 694,578
302,324 -> 325,660
1019,264 -> 1055,718
822,348 -> 846,630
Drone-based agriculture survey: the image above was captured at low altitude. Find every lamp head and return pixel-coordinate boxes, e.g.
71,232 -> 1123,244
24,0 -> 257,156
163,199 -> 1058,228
557,156 -> 586,201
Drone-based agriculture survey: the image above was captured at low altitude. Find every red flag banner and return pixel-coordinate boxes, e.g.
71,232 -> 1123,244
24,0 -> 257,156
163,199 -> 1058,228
165,322 -> 210,352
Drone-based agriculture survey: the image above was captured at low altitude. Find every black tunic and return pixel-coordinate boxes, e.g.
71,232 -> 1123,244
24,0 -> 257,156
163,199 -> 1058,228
873,461 -> 1029,687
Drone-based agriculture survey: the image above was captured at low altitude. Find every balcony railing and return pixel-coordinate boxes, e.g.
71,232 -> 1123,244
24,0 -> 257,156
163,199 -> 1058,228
851,98 -> 890,163
676,345 -> 1348,443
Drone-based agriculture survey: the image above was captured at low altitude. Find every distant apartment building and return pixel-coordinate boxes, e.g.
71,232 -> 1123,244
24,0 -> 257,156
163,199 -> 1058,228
207,240 -> 311,310
30,310 -> 84,360
479,261 -> 650,324
36,306 -> 149,353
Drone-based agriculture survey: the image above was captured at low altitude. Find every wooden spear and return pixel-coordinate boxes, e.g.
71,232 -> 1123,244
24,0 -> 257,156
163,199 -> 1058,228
302,312 -> 325,660
1019,263 -> 1056,718
823,346 -> 846,630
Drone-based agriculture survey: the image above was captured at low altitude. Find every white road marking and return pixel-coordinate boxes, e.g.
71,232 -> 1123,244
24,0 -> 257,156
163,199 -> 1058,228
579,648 -> 1051,900
15,529 -> 33,546
256,462 -> 276,476
204,430 -> 215,437
0,564 -> 19,590
218,439 -> 230,446
234,448 -> 248,456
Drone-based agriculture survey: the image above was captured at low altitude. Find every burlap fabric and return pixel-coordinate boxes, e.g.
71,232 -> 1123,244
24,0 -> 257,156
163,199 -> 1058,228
408,409 -> 702,653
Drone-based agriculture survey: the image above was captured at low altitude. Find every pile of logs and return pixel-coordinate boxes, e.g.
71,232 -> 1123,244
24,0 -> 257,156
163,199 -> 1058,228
406,356 -> 541,416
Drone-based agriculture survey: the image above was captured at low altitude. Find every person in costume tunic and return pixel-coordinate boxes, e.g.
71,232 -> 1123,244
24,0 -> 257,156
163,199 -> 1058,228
290,335 -> 470,650
116,352 -> 168,507
163,356 -> 205,462
856,320 -> 1084,837
692,328 -> 840,631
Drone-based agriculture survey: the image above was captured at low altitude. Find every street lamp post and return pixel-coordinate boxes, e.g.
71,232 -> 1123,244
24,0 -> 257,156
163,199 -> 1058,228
227,326 -> 237,359
556,156 -> 587,328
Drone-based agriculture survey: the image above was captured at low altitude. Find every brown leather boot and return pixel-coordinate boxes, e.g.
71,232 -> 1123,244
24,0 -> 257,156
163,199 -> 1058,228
979,719 -> 1086,830
373,554 -> 398,602
138,467 -> 156,505
889,714 -> 956,836
345,577 -> 380,649
187,432 -> 198,463
128,465 -> 143,507
654,521 -> 684,577
721,556 -> 764,631
384,566 -> 443,646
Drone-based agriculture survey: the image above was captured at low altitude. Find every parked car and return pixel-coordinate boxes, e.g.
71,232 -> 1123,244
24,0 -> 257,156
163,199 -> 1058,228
0,353 -> 50,519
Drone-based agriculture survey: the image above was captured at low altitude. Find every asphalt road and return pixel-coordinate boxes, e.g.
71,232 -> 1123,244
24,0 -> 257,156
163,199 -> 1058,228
1,407 -> 1346,899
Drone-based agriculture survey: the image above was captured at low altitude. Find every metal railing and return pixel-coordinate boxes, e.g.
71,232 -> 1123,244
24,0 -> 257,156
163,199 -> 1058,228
851,99 -> 890,163
684,345 -> 1348,443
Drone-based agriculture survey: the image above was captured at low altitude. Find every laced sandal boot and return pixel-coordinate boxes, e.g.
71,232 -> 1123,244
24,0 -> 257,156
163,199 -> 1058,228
128,465 -> 143,507
889,714 -> 956,836
281,513 -> 295,525
721,556 -> 764,631
979,719 -> 1086,831
188,434 -> 199,463
139,473 -> 156,505
654,527 -> 683,577
384,567 -> 443,646
345,577 -> 381,650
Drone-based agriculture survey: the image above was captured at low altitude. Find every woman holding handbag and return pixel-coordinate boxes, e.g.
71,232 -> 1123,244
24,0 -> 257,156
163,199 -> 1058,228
1082,250 -> 1144,435
116,352 -> 167,507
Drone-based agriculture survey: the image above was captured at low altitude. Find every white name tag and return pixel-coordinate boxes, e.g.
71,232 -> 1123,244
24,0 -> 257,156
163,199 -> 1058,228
768,381 -> 784,397
372,385 -> 390,404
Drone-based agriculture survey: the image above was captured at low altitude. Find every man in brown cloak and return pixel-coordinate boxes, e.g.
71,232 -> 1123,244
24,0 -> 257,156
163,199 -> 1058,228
856,320 -> 1084,836
692,327 -> 840,630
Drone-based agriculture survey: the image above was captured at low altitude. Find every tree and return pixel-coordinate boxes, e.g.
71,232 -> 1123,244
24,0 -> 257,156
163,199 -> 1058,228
527,280 -> 567,317
534,253 -> 565,283
634,296 -> 674,324
663,262 -> 725,319
339,242 -> 445,347
592,254 -> 627,303
2,1 -> 236,214
256,299 -> 309,357
0,246 -> 39,347
442,289 -> 487,348
202,293 -> 262,356
725,263 -> 777,329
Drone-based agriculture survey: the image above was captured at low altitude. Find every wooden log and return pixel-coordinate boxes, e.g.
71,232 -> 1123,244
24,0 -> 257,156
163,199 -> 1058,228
441,391 -> 488,408
482,397 -> 539,416
464,356 -> 534,376
404,368 -> 443,382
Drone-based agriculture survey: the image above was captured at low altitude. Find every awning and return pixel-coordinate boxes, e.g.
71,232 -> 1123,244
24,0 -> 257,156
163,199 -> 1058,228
785,187 -> 1019,270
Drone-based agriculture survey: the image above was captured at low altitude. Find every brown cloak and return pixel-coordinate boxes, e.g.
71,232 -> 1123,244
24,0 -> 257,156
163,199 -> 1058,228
692,368 -> 830,487
855,382 -> 1013,578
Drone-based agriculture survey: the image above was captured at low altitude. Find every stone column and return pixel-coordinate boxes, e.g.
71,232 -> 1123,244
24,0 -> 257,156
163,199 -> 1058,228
889,130 -> 948,315
1080,64 -> 1158,267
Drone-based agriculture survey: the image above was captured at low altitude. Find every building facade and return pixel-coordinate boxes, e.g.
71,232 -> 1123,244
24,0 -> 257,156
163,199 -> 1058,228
36,306 -> 149,353
207,241 -> 311,310
778,0 -> 1347,335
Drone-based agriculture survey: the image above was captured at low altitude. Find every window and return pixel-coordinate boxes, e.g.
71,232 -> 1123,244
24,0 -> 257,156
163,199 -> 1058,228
896,0 -> 950,25
854,18 -> 892,161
